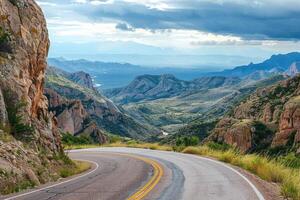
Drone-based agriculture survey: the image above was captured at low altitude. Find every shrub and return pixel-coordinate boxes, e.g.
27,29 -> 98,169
0,27 -> 12,53
53,151 -> 73,165
175,136 -> 199,147
207,142 -> 231,151
62,133 -> 93,145
109,135 -> 122,143
3,90 -> 34,141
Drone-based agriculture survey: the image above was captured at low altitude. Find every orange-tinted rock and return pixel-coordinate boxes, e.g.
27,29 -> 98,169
0,0 -> 61,151
209,75 -> 300,152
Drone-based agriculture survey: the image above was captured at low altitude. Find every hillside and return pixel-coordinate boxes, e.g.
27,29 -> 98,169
105,74 -> 241,104
110,75 -> 252,133
0,0 -> 76,194
45,67 -> 161,141
207,75 -> 300,154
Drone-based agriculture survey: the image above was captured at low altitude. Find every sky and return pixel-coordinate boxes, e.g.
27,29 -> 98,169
37,0 -> 300,68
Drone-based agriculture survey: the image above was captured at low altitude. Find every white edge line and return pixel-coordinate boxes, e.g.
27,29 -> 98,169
4,159 -> 99,200
55,148 -> 265,200
189,154 -> 265,200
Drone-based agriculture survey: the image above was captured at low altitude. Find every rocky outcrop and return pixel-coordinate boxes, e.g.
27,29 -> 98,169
45,88 -> 108,143
0,0 -> 61,151
273,96 -> 300,147
0,0 -> 77,194
208,75 -> 300,153
68,71 -> 95,90
45,88 -> 87,134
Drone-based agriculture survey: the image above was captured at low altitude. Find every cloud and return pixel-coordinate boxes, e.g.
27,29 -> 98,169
69,0 -> 300,40
115,23 -> 135,31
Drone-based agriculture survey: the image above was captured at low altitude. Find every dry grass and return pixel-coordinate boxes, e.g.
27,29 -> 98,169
182,146 -> 300,200
64,142 -> 173,151
59,160 -> 92,178
64,143 -> 300,199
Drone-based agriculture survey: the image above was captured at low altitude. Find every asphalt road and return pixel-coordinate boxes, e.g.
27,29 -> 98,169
2,147 -> 265,200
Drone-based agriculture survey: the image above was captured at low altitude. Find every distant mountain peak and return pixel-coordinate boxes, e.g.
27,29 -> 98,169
68,71 -> 95,90
285,62 -> 300,77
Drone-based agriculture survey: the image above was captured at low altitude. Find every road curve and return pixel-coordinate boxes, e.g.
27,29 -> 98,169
2,147 -> 265,200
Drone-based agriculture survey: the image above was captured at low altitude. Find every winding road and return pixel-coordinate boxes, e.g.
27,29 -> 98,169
2,147 -> 265,200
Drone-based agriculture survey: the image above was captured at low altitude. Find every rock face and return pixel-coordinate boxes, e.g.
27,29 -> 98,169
0,0 -> 60,150
45,88 -> 108,144
0,0 -> 72,194
45,88 -> 87,135
208,75 -> 300,153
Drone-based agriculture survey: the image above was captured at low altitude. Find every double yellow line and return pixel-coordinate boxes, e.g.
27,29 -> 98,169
126,155 -> 164,200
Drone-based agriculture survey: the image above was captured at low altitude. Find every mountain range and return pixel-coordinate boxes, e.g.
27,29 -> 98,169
102,52 -> 300,134
105,75 -> 242,104
212,52 -> 300,78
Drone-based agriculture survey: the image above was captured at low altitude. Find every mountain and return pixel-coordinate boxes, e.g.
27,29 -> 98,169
285,62 -> 300,77
206,75 -> 300,154
109,75 -> 252,133
68,71 -> 95,90
193,76 -> 241,88
105,75 -> 241,104
45,67 -> 161,141
212,52 -> 300,78
105,74 -> 192,103
0,0 -> 74,194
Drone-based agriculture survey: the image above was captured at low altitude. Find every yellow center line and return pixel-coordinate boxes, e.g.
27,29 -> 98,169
111,153 -> 163,200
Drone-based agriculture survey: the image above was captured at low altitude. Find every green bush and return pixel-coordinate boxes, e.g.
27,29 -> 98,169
3,90 -> 34,141
53,151 -> 73,165
207,142 -> 231,151
109,135 -> 122,143
62,133 -> 93,145
0,27 -> 12,53
175,136 -> 199,147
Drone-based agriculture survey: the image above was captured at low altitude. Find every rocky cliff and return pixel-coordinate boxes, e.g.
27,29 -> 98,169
45,88 -> 108,144
0,0 -> 72,194
208,75 -> 300,154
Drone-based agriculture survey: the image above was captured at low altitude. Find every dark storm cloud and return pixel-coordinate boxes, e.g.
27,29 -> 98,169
40,0 -> 300,40
115,23 -> 135,31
